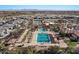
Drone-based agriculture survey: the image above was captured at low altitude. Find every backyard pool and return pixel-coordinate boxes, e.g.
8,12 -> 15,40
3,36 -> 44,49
37,33 -> 51,43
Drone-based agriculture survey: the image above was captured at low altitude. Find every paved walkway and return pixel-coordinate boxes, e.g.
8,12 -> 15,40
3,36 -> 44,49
75,44 -> 79,48
59,40 -> 68,48
16,29 -> 29,43
8,39 -> 16,44
23,43 -> 59,47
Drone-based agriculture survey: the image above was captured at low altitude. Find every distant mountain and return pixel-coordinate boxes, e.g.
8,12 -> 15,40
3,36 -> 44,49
0,9 -> 39,11
0,9 -> 79,17
18,9 -> 79,11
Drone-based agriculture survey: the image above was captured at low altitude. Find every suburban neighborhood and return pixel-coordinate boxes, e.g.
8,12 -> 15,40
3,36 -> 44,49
0,10 -> 79,54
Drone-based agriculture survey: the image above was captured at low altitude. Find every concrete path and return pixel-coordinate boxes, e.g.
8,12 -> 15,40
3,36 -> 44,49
59,40 -> 68,48
8,39 -> 16,44
16,29 -> 29,43
75,44 -> 79,48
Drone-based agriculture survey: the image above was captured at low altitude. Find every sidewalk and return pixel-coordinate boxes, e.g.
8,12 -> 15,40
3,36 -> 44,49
59,40 -> 68,48
16,29 -> 29,43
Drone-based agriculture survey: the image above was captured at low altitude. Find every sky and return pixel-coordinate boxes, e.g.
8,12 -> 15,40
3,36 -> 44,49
0,5 -> 79,11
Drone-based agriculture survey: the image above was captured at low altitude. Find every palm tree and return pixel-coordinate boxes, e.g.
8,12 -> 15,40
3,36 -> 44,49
0,43 -> 8,54
47,46 -> 60,54
9,46 -> 36,54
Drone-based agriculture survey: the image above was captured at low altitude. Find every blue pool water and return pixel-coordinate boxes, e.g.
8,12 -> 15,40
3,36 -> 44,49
37,33 -> 51,43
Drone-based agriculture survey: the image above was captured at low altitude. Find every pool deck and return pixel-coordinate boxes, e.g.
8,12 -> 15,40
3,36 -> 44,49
31,31 -> 59,46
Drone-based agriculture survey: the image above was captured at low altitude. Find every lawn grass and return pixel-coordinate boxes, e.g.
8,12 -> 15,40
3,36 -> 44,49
66,40 -> 77,49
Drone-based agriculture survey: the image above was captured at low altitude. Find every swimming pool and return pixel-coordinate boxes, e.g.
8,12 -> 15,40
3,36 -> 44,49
38,28 -> 47,32
37,33 -> 51,43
